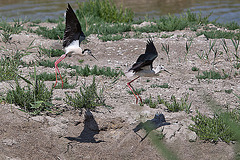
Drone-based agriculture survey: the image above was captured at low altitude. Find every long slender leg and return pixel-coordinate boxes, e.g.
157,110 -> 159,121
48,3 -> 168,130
127,81 -> 139,104
131,83 -> 142,104
54,54 -> 67,88
127,76 -> 142,104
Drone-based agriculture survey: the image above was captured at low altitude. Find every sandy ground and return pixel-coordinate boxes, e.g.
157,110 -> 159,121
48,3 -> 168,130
0,22 -> 239,160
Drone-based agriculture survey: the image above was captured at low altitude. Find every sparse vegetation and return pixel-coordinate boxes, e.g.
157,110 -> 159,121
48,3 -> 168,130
1,1 -> 240,159
76,65 -> 124,77
33,19 -> 65,39
161,43 -> 170,63
143,94 -> 192,113
197,30 -> 240,40
0,55 -> 19,81
150,83 -> 169,88
65,77 -> 105,110
196,70 -> 229,80
38,60 -> 123,78
184,39 -> 193,60
127,88 -> 146,95
76,0 -> 134,23
54,78 -> 76,89
189,88 -> 194,91
189,109 -> 240,143
38,47 -> 64,57
0,18 -> 24,43
5,72 -> 53,115
234,63 -> 240,69
27,2 -> 224,42
143,95 -> 158,108
164,95 -> 192,113
225,89 -> 233,94
191,66 -> 199,71
32,72 -> 64,81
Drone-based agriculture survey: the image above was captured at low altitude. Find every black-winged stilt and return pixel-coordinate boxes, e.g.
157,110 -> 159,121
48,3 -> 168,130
54,3 -> 97,88
126,39 -> 169,104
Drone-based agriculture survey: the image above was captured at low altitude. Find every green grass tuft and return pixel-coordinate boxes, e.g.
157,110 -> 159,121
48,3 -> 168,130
0,18 -> 24,43
189,110 -> 240,143
65,77 -> 105,110
76,65 -> 124,77
143,95 -> 158,108
234,63 -> 240,70
197,30 -> 240,40
31,72 -> 64,81
225,89 -> 233,94
0,55 -> 19,81
191,66 -> 199,71
150,83 -> 169,88
34,22 -> 64,40
142,94 -> 191,113
164,95 -> 192,113
38,60 -> 123,78
38,47 -> 64,57
54,78 -> 76,89
127,88 -> 146,95
196,70 -> 229,79
5,78 -> 53,115
76,0 -> 134,23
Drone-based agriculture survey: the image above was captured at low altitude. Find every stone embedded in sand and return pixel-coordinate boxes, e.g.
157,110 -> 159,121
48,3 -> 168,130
2,138 -> 17,146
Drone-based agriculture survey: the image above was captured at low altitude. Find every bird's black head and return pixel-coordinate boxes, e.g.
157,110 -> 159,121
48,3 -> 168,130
82,49 -> 98,60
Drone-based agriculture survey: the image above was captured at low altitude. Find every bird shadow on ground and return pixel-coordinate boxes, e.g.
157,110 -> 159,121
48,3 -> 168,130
65,110 -> 105,143
133,113 -> 170,142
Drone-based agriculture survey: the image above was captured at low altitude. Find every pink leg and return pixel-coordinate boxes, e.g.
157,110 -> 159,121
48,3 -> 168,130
127,76 -> 142,104
54,54 -> 67,88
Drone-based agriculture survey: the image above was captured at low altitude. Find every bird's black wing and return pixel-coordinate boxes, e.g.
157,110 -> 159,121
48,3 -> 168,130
129,39 -> 158,72
63,3 -> 85,48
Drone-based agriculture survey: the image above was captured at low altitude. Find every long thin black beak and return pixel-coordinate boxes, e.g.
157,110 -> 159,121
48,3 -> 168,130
159,65 -> 172,74
163,68 -> 171,75
89,52 -> 98,61
83,49 -> 98,61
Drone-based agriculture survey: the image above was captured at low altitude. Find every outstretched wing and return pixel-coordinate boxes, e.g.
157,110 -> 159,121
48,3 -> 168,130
63,3 -> 85,48
128,39 -> 158,72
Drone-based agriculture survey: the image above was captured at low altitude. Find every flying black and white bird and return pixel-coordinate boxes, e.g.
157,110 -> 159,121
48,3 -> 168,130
54,3 -> 97,88
126,39 -> 170,104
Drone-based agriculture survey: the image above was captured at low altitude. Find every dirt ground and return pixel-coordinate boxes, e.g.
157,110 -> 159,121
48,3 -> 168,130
0,22 -> 239,160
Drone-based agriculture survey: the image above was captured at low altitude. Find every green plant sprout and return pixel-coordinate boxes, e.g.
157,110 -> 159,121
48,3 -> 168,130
161,43 -> 170,63
184,39 -> 193,61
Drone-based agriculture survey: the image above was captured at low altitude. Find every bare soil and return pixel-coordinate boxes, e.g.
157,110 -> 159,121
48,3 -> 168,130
0,22 -> 239,160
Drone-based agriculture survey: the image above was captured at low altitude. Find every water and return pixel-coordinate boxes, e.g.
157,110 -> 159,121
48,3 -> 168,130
0,0 -> 239,24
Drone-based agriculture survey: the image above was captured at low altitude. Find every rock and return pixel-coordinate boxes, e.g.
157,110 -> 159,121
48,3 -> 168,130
161,123 -> 182,142
0,155 -> 21,160
20,53 -> 38,64
139,110 -> 151,117
30,116 -> 45,123
98,117 -> 125,131
108,130 -> 125,140
2,138 -> 17,146
45,116 -> 57,126
197,34 -> 207,41
132,21 -> 157,28
188,130 -> 197,142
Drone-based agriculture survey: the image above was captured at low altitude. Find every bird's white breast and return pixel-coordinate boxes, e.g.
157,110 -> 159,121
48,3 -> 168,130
65,40 -> 83,56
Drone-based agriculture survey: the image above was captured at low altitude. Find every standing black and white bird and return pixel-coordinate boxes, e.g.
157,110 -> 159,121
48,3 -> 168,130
54,3 -> 97,88
126,39 -> 169,104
